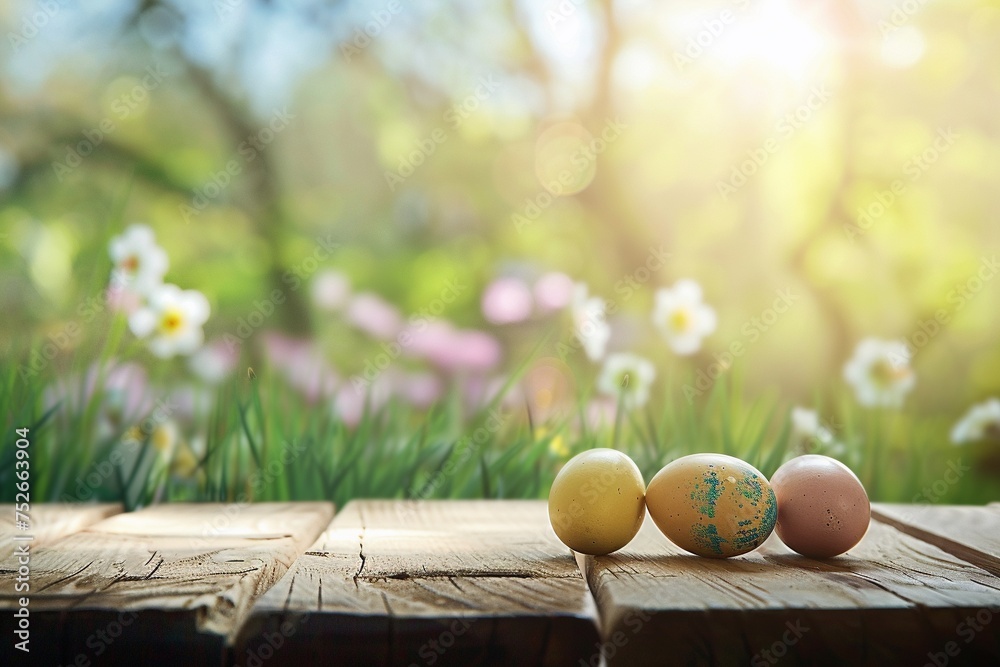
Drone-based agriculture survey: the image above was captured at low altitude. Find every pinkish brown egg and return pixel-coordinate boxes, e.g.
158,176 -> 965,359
770,455 -> 870,558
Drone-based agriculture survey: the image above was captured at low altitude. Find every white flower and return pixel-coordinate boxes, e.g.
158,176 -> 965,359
788,407 -> 846,457
129,284 -> 210,358
843,338 -> 915,408
187,339 -> 238,384
652,279 -> 717,355
311,269 -> 351,311
790,406 -> 836,446
597,352 -> 656,410
571,283 -> 611,362
345,292 -> 402,340
108,224 -> 168,295
950,398 -> 1000,445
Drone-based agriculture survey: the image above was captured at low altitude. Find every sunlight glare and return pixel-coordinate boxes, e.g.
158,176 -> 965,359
881,26 -> 927,69
712,0 -> 830,84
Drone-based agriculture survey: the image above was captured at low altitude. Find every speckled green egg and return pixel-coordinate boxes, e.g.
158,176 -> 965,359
645,453 -> 777,558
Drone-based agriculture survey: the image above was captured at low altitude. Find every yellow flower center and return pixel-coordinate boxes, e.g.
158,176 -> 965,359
171,446 -> 198,476
548,435 -> 570,458
616,371 -> 634,393
159,308 -> 185,336
121,255 -> 140,272
869,358 -> 909,388
670,308 -> 691,333
151,424 -> 175,454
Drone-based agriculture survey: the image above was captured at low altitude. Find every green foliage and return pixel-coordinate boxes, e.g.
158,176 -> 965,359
2,354 -> 997,509
2,0 -> 999,508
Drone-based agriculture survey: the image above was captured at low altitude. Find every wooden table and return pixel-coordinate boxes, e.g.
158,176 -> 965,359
2,501 -> 999,666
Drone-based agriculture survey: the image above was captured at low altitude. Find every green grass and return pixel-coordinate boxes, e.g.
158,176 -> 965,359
2,352 -> 997,510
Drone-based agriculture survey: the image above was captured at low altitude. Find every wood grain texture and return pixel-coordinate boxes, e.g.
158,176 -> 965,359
872,503 -> 1000,577
579,514 -> 1000,666
236,500 -> 600,666
0,503 -> 121,560
0,502 -> 332,667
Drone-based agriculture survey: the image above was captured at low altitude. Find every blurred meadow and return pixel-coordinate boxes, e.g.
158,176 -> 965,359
1,0 -> 999,508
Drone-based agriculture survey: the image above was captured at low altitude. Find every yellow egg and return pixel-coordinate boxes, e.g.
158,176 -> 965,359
645,453 -> 777,558
548,448 -> 646,555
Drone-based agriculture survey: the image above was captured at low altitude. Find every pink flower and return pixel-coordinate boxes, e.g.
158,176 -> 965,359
311,270 -> 351,311
523,359 -> 573,422
105,283 -> 142,315
333,388 -> 365,427
165,384 -> 215,424
395,371 -> 444,409
334,373 -> 393,426
346,292 -> 402,340
583,398 -> 618,430
261,332 -> 338,403
45,361 -> 152,439
405,320 -> 501,373
260,331 -> 304,367
404,319 -> 455,359
104,363 -> 152,414
481,277 -> 533,325
187,339 -> 238,384
533,272 -> 574,312
287,352 -> 338,404
448,330 -> 503,372
462,375 -> 524,413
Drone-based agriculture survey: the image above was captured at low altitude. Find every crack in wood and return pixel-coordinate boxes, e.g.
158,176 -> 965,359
872,506 -> 1000,578
37,561 -> 94,592
360,571 -> 577,581
353,505 -> 368,588
278,573 -> 296,615
145,558 -> 164,580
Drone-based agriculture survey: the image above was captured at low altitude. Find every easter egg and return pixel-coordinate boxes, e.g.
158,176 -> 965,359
548,448 -> 646,555
770,455 -> 870,558
645,453 -> 777,558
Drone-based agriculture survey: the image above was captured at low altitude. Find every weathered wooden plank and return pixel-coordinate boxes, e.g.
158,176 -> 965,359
235,500 -> 600,666
872,503 -> 1000,577
0,503 -> 122,560
0,502 -> 332,666
579,513 -> 1000,666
